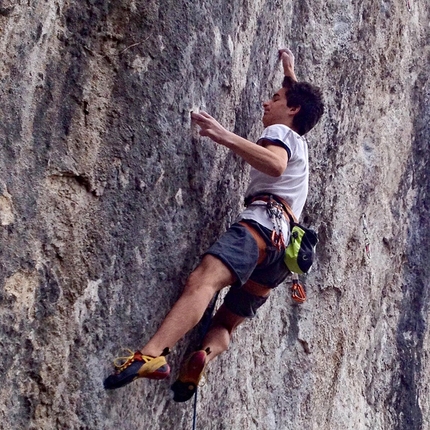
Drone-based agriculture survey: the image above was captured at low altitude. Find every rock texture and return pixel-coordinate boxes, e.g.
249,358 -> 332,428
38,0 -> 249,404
0,1 -> 429,429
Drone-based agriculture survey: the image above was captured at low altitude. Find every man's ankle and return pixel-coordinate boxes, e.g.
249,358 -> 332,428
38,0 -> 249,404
140,346 -> 169,357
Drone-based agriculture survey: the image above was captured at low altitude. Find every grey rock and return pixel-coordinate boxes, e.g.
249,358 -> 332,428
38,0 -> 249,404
0,1 -> 429,429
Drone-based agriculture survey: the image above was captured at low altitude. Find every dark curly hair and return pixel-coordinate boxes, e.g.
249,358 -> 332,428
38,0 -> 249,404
282,76 -> 324,136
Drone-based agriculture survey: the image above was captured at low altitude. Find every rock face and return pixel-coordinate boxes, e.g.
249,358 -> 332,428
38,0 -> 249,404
0,1 -> 429,429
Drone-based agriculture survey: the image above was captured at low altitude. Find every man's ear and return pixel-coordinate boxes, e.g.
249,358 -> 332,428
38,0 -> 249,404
288,105 -> 301,116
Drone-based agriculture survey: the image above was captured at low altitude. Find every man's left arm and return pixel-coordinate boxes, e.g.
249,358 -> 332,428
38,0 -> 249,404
191,111 -> 287,177
279,48 -> 297,82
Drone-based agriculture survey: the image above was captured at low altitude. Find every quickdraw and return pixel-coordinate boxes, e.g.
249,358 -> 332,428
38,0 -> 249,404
291,273 -> 306,303
266,198 -> 286,251
361,213 -> 371,261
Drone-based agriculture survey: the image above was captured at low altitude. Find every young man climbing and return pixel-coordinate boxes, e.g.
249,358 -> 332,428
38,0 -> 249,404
104,48 -> 324,401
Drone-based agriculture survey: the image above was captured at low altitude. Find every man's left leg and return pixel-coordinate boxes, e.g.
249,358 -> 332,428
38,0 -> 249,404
171,280 -> 271,401
203,279 -> 271,361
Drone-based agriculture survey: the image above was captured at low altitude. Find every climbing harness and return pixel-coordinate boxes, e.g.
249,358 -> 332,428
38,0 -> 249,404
245,194 -> 318,274
244,195 -> 286,250
244,194 -> 289,250
361,213 -> 371,262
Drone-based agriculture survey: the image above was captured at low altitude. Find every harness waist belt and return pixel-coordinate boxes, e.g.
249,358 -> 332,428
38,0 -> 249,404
244,194 -> 297,223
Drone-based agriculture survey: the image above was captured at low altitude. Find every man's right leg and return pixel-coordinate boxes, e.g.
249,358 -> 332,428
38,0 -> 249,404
104,254 -> 235,390
104,221 -> 262,390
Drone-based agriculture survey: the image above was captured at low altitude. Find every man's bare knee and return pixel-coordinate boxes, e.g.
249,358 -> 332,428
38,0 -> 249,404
210,319 -> 237,336
210,305 -> 246,334
184,255 -> 235,295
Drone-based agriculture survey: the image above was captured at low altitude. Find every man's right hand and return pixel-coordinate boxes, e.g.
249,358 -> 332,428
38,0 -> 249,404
191,111 -> 230,146
279,48 -> 298,82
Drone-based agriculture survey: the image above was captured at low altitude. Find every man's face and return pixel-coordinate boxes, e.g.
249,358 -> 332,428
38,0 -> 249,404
262,87 -> 291,127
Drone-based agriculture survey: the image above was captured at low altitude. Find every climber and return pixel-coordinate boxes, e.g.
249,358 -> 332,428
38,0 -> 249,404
104,48 -> 324,400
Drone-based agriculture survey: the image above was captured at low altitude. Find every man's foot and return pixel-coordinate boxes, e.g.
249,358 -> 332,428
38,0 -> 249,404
171,348 -> 210,402
104,347 -> 170,390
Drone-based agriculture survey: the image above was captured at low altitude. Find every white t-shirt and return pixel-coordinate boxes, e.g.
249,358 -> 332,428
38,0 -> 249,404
238,124 -> 309,235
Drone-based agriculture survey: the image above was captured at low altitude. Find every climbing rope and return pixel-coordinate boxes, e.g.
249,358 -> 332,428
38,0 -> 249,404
191,215 -> 235,429
192,290 -> 220,430
192,389 -> 198,430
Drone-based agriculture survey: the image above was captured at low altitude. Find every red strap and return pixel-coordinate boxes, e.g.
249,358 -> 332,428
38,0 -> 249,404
239,221 -> 267,265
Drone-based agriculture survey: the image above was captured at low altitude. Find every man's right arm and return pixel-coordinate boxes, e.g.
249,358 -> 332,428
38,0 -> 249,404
191,111 -> 288,177
279,48 -> 298,82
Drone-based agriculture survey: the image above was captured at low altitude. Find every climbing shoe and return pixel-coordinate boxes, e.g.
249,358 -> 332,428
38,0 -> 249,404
104,347 -> 170,390
171,348 -> 210,402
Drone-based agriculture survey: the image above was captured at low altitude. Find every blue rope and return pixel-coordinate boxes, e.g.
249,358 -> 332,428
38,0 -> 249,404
192,387 -> 198,430
191,291 -> 220,430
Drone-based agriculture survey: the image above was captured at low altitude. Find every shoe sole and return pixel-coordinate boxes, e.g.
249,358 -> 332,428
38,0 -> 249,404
171,350 -> 207,402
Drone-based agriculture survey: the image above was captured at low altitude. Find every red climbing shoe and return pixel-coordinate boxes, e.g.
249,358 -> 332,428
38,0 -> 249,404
104,348 -> 170,390
171,348 -> 210,402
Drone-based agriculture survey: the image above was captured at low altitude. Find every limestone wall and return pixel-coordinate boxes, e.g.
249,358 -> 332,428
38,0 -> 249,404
0,1 -> 429,429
